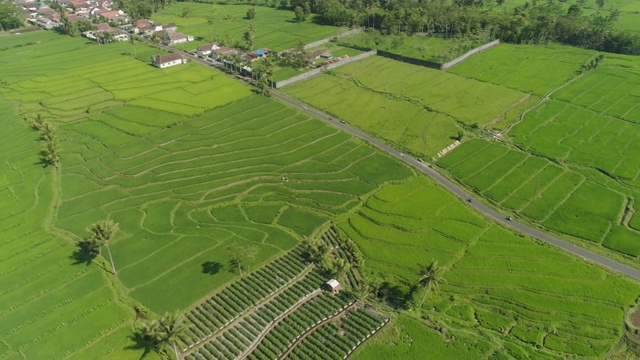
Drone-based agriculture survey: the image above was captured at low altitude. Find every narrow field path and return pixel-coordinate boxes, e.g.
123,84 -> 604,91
238,289 -> 323,359
271,91 -> 640,282
277,301 -> 358,360
182,264 -> 315,355
147,43 -> 640,282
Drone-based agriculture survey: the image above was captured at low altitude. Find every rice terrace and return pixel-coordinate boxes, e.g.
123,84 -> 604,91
2,0 -> 640,359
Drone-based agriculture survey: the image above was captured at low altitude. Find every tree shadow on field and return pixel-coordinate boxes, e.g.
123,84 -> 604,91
126,332 -> 158,360
70,240 -> 98,266
202,261 -> 223,275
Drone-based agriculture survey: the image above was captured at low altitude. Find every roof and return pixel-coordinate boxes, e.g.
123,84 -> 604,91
253,49 -> 265,56
135,19 -> 152,28
198,43 -> 218,51
95,22 -> 111,31
166,22 -> 176,28
153,53 -> 184,65
168,33 -> 187,40
99,10 -> 120,19
326,279 -> 340,288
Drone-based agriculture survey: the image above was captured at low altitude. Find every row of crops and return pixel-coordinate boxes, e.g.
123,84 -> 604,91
319,226 -> 362,289
248,292 -> 357,360
180,246 -> 310,350
185,270 -> 327,359
286,308 -> 388,360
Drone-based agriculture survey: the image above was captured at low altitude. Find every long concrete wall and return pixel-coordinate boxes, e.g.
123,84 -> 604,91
440,39 -> 500,70
275,50 -> 376,88
376,50 -> 442,70
303,27 -> 364,50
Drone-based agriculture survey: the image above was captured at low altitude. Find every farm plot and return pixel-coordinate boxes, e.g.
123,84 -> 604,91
246,292 -> 357,360
343,178 -> 640,359
55,95 -> 413,312
0,99 -> 132,360
152,3 -> 341,52
183,267 -> 327,358
438,138 -> 627,245
285,56 -> 527,157
284,308 -> 388,360
449,43 -> 595,95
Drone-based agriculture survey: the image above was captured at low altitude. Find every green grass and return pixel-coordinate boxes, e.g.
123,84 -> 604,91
55,94 -> 412,313
152,3 -> 343,51
338,32 -> 487,63
345,177 -> 640,359
0,30 -> 413,358
0,98 -> 134,359
438,138 -> 632,246
285,56 -> 528,157
449,43 -> 595,95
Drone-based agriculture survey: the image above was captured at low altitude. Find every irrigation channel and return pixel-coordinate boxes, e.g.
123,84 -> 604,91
155,43 -> 640,283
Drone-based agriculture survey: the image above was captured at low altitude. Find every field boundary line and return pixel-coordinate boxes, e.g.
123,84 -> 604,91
502,73 -> 586,136
534,175 -> 585,223
238,288 -> 324,359
182,264 -> 315,354
276,300 -> 359,360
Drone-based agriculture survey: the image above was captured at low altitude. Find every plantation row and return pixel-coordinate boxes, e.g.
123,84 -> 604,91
320,227 -> 362,289
248,292 -> 357,360
286,308 -> 388,360
180,246 -> 309,349
185,270 -> 327,359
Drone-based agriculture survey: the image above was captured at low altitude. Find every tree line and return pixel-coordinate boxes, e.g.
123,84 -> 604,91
293,0 -> 639,54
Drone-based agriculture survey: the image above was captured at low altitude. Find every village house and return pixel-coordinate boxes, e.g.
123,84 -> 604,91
213,46 -> 239,59
152,53 -> 187,68
164,22 -> 177,33
133,19 -> 153,34
197,42 -> 220,57
168,33 -> 194,46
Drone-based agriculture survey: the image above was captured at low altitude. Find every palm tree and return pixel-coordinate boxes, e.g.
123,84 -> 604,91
134,319 -> 163,357
158,312 -> 188,360
87,220 -> 119,275
417,260 -> 446,308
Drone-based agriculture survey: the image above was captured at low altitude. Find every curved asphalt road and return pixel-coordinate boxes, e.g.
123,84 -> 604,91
271,91 -> 640,282
154,43 -> 640,282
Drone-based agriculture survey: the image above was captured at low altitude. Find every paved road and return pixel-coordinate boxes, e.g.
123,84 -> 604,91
153,43 -> 640,282
272,91 -> 640,282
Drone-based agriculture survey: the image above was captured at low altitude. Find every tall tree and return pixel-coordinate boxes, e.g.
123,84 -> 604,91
87,220 -> 119,275
417,260 -> 446,308
0,1 -> 23,30
242,25 -> 255,50
158,312 -> 188,360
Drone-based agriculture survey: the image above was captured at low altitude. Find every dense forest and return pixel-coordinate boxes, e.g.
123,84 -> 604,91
118,0 -> 639,55
296,0 -> 639,54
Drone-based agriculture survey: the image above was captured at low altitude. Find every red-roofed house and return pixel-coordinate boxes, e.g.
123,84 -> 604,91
98,10 -> 122,20
152,53 -> 187,68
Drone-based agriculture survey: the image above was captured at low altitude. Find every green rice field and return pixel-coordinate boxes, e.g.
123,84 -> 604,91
151,3 -> 342,51
0,97 -> 134,360
337,32 -> 474,63
285,56 -> 529,157
0,30 -> 412,358
449,43 -> 595,95
438,50 -> 640,258
344,178 -> 640,359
